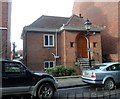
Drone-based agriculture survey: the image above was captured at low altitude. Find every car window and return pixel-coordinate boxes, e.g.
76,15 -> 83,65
106,64 -> 120,71
91,65 -> 106,70
4,62 -> 25,74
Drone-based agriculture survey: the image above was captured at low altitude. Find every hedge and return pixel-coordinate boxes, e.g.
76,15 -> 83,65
45,65 -> 76,77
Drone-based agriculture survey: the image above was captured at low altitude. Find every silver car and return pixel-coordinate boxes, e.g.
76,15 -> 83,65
81,62 -> 120,90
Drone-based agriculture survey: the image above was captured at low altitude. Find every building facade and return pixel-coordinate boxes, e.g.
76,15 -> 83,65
73,1 -> 120,62
0,1 -> 11,59
22,15 -> 102,74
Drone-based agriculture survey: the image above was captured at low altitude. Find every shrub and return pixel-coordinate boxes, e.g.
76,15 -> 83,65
45,65 -> 76,77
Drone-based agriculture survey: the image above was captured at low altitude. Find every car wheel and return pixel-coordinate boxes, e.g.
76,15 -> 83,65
36,83 -> 54,99
104,79 -> 115,90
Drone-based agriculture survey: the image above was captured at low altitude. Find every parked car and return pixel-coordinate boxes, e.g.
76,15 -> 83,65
81,62 -> 120,90
1,59 -> 58,98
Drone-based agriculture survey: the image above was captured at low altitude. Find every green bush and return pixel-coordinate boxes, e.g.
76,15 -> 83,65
45,66 -> 76,77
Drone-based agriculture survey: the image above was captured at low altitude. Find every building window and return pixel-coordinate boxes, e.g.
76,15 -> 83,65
70,42 -> 74,47
44,34 -> 54,47
93,42 -> 97,47
44,61 -> 55,69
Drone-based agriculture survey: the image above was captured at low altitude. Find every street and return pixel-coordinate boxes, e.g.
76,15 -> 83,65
2,85 -> 120,99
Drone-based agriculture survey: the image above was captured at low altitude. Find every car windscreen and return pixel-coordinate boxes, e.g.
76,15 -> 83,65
91,65 -> 106,70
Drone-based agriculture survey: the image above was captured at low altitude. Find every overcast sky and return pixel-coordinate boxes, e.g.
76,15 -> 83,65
11,0 -> 74,50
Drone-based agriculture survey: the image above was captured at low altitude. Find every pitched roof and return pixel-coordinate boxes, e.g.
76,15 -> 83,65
65,14 -> 85,27
21,15 -> 102,38
29,15 -> 70,29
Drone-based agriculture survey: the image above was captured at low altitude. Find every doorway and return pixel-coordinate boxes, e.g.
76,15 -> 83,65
77,36 -> 88,58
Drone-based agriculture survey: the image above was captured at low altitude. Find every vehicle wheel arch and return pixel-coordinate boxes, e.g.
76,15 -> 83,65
32,78 -> 56,97
102,76 -> 115,85
103,77 -> 115,90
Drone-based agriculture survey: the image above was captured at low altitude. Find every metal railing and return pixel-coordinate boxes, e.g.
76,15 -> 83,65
53,86 -> 120,99
2,86 -> 120,99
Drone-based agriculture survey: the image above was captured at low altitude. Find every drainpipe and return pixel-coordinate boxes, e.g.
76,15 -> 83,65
54,29 -> 58,66
52,29 -> 59,66
55,29 -> 58,56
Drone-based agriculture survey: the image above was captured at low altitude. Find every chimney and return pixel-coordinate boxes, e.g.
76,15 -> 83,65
79,13 -> 83,18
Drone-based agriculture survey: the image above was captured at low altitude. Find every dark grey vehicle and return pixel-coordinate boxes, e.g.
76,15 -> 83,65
1,59 -> 58,99
81,62 -> 120,90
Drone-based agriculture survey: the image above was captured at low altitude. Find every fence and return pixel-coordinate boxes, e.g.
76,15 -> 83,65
2,87 -> 120,99
53,86 -> 120,99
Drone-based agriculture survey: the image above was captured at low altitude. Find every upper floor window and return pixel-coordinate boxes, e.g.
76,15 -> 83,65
44,34 -> 54,47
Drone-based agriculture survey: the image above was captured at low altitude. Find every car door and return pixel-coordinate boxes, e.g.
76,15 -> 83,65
116,63 -> 120,83
106,64 -> 120,83
2,61 -> 33,95
0,61 -> 2,96
112,64 -> 120,83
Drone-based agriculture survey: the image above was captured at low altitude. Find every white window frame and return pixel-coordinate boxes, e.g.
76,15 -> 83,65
44,61 -> 55,69
44,34 -> 54,47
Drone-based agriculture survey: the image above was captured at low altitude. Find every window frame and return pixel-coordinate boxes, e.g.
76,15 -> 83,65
44,61 -> 55,69
106,64 -> 120,71
93,42 -> 97,48
44,34 -> 54,47
3,62 -> 26,75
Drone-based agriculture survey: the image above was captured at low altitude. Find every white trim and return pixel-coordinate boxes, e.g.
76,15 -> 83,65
44,61 -> 55,69
44,34 -> 54,47
0,27 -> 7,30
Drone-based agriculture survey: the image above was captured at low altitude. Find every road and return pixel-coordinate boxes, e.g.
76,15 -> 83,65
2,85 -> 120,99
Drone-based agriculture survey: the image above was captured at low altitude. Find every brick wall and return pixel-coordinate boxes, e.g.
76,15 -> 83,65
25,32 -> 56,71
61,31 -> 77,67
73,2 -> 119,61
24,29 -> 102,74
0,1 -> 11,59
61,30 -> 102,74
118,2 -> 120,61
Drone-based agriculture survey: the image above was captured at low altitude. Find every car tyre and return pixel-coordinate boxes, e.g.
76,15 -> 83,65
104,79 -> 115,90
36,83 -> 54,99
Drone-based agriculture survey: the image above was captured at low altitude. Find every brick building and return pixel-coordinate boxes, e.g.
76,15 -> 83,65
22,15 -> 102,73
73,1 -> 120,62
0,1 -> 11,59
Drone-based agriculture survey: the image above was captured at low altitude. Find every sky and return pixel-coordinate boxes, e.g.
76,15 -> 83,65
11,0 -> 74,50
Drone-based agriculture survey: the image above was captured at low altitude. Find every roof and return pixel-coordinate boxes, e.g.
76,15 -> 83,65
21,15 -> 102,38
29,15 -> 69,29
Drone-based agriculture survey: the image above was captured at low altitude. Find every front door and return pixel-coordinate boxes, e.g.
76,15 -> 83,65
77,36 -> 88,58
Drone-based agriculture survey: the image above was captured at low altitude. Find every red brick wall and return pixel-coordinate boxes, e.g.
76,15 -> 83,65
2,2 -> 8,27
0,1 -> 11,59
61,31 -> 77,67
61,30 -> 102,74
73,2 -> 119,61
118,2 -> 120,61
91,32 -> 102,63
25,32 -> 56,71
24,29 -> 102,74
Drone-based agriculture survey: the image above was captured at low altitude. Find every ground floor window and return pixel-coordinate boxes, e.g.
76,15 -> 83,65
44,61 -> 55,69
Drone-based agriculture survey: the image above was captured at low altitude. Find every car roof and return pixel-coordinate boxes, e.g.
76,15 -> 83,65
0,59 -> 21,63
101,62 -> 120,66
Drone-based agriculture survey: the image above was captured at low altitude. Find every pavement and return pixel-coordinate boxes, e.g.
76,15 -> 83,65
55,75 -> 87,88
